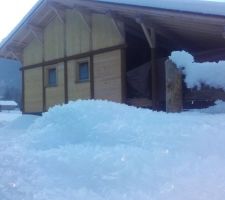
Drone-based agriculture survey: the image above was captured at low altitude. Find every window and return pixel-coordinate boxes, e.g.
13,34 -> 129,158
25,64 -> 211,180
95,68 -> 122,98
77,61 -> 89,82
47,68 -> 57,87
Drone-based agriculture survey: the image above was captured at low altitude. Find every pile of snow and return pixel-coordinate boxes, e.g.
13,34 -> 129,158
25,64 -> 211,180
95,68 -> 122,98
169,51 -> 225,90
1,100 -> 225,200
0,110 -> 21,127
191,100 -> 225,114
0,100 -> 17,106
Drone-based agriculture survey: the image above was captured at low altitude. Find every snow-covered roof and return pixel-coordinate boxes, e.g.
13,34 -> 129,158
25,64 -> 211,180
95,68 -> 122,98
98,0 -> 225,16
0,101 -> 18,106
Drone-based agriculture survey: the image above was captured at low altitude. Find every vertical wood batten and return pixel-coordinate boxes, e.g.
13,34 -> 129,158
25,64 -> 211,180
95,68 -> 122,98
21,69 -> 25,113
90,55 -> 94,99
42,66 -> 46,112
120,48 -> 126,103
64,9 -> 68,104
90,12 -> 94,99
42,29 -> 46,112
138,19 -> 158,110
150,28 -> 158,110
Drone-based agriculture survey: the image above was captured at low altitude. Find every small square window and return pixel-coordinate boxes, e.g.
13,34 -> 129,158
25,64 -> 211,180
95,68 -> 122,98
47,68 -> 57,87
78,62 -> 89,82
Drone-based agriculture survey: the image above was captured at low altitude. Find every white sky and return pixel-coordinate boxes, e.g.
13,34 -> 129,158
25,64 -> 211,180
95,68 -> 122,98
0,0 -> 38,42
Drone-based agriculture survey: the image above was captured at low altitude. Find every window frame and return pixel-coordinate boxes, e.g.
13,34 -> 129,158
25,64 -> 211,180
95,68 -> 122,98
75,59 -> 90,83
46,66 -> 58,88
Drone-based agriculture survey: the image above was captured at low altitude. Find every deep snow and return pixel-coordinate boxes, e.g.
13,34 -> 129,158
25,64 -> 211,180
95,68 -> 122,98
1,100 -> 225,200
170,51 -> 225,90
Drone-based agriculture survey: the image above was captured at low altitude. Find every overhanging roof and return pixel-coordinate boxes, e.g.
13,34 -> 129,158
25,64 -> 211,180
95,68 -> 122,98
1,0 -> 225,60
98,0 -> 225,17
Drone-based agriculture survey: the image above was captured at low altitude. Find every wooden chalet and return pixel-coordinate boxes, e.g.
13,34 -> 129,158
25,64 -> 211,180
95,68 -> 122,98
1,0 -> 225,114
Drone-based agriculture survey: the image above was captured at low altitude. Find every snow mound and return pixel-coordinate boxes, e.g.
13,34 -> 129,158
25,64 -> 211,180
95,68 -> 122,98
169,51 -> 225,90
192,100 -> 225,114
1,100 -> 225,200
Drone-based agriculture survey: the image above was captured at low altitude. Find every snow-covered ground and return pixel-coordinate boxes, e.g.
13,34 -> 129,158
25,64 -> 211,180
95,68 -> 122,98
1,100 -> 225,200
0,110 -> 21,128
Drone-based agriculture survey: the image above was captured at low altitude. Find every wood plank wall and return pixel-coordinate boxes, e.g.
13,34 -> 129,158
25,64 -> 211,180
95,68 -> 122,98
23,38 -> 43,66
67,60 -> 91,100
22,10 -> 125,113
94,50 -> 122,103
45,63 -> 65,110
24,67 -> 43,113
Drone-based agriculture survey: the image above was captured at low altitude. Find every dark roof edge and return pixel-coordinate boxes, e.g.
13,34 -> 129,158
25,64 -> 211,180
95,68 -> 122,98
95,0 -> 225,19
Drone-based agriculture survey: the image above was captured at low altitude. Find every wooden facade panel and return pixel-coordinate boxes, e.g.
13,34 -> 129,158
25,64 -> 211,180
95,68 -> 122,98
23,38 -> 43,66
66,9 -> 91,56
94,50 -> 122,102
45,63 -> 65,109
67,60 -> 91,100
24,68 -> 43,113
44,17 -> 64,61
92,14 -> 124,50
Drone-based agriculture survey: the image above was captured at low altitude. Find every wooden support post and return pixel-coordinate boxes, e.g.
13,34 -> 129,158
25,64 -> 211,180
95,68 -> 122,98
90,55 -> 94,99
63,9 -> 68,104
42,66 -> 46,112
121,48 -> 126,103
150,28 -> 158,110
42,29 -> 46,112
137,18 -> 158,110
64,61 -> 68,104
165,59 -> 183,112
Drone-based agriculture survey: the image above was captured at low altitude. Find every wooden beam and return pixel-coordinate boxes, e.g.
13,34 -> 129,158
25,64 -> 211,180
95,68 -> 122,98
42,66 -> 46,112
144,20 -> 183,48
150,29 -> 158,110
74,7 -> 92,32
136,18 -> 158,110
49,3 -> 65,23
106,12 -> 125,42
5,49 -> 22,61
64,61 -> 68,104
90,55 -> 94,99
28,25 -> 43,43
136,18 -> 155,48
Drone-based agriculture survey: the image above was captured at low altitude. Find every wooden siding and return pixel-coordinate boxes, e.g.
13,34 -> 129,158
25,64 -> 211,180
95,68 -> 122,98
92,14 -> 124,50
22,11 -> 125,113
44,17 -> 64,61
67,60 -> 91,100
23,38 -> 43,66
45,63 -> 65,109
24,67 -> 43,112
93,50 -> 122,102
66,9 -> 91,56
